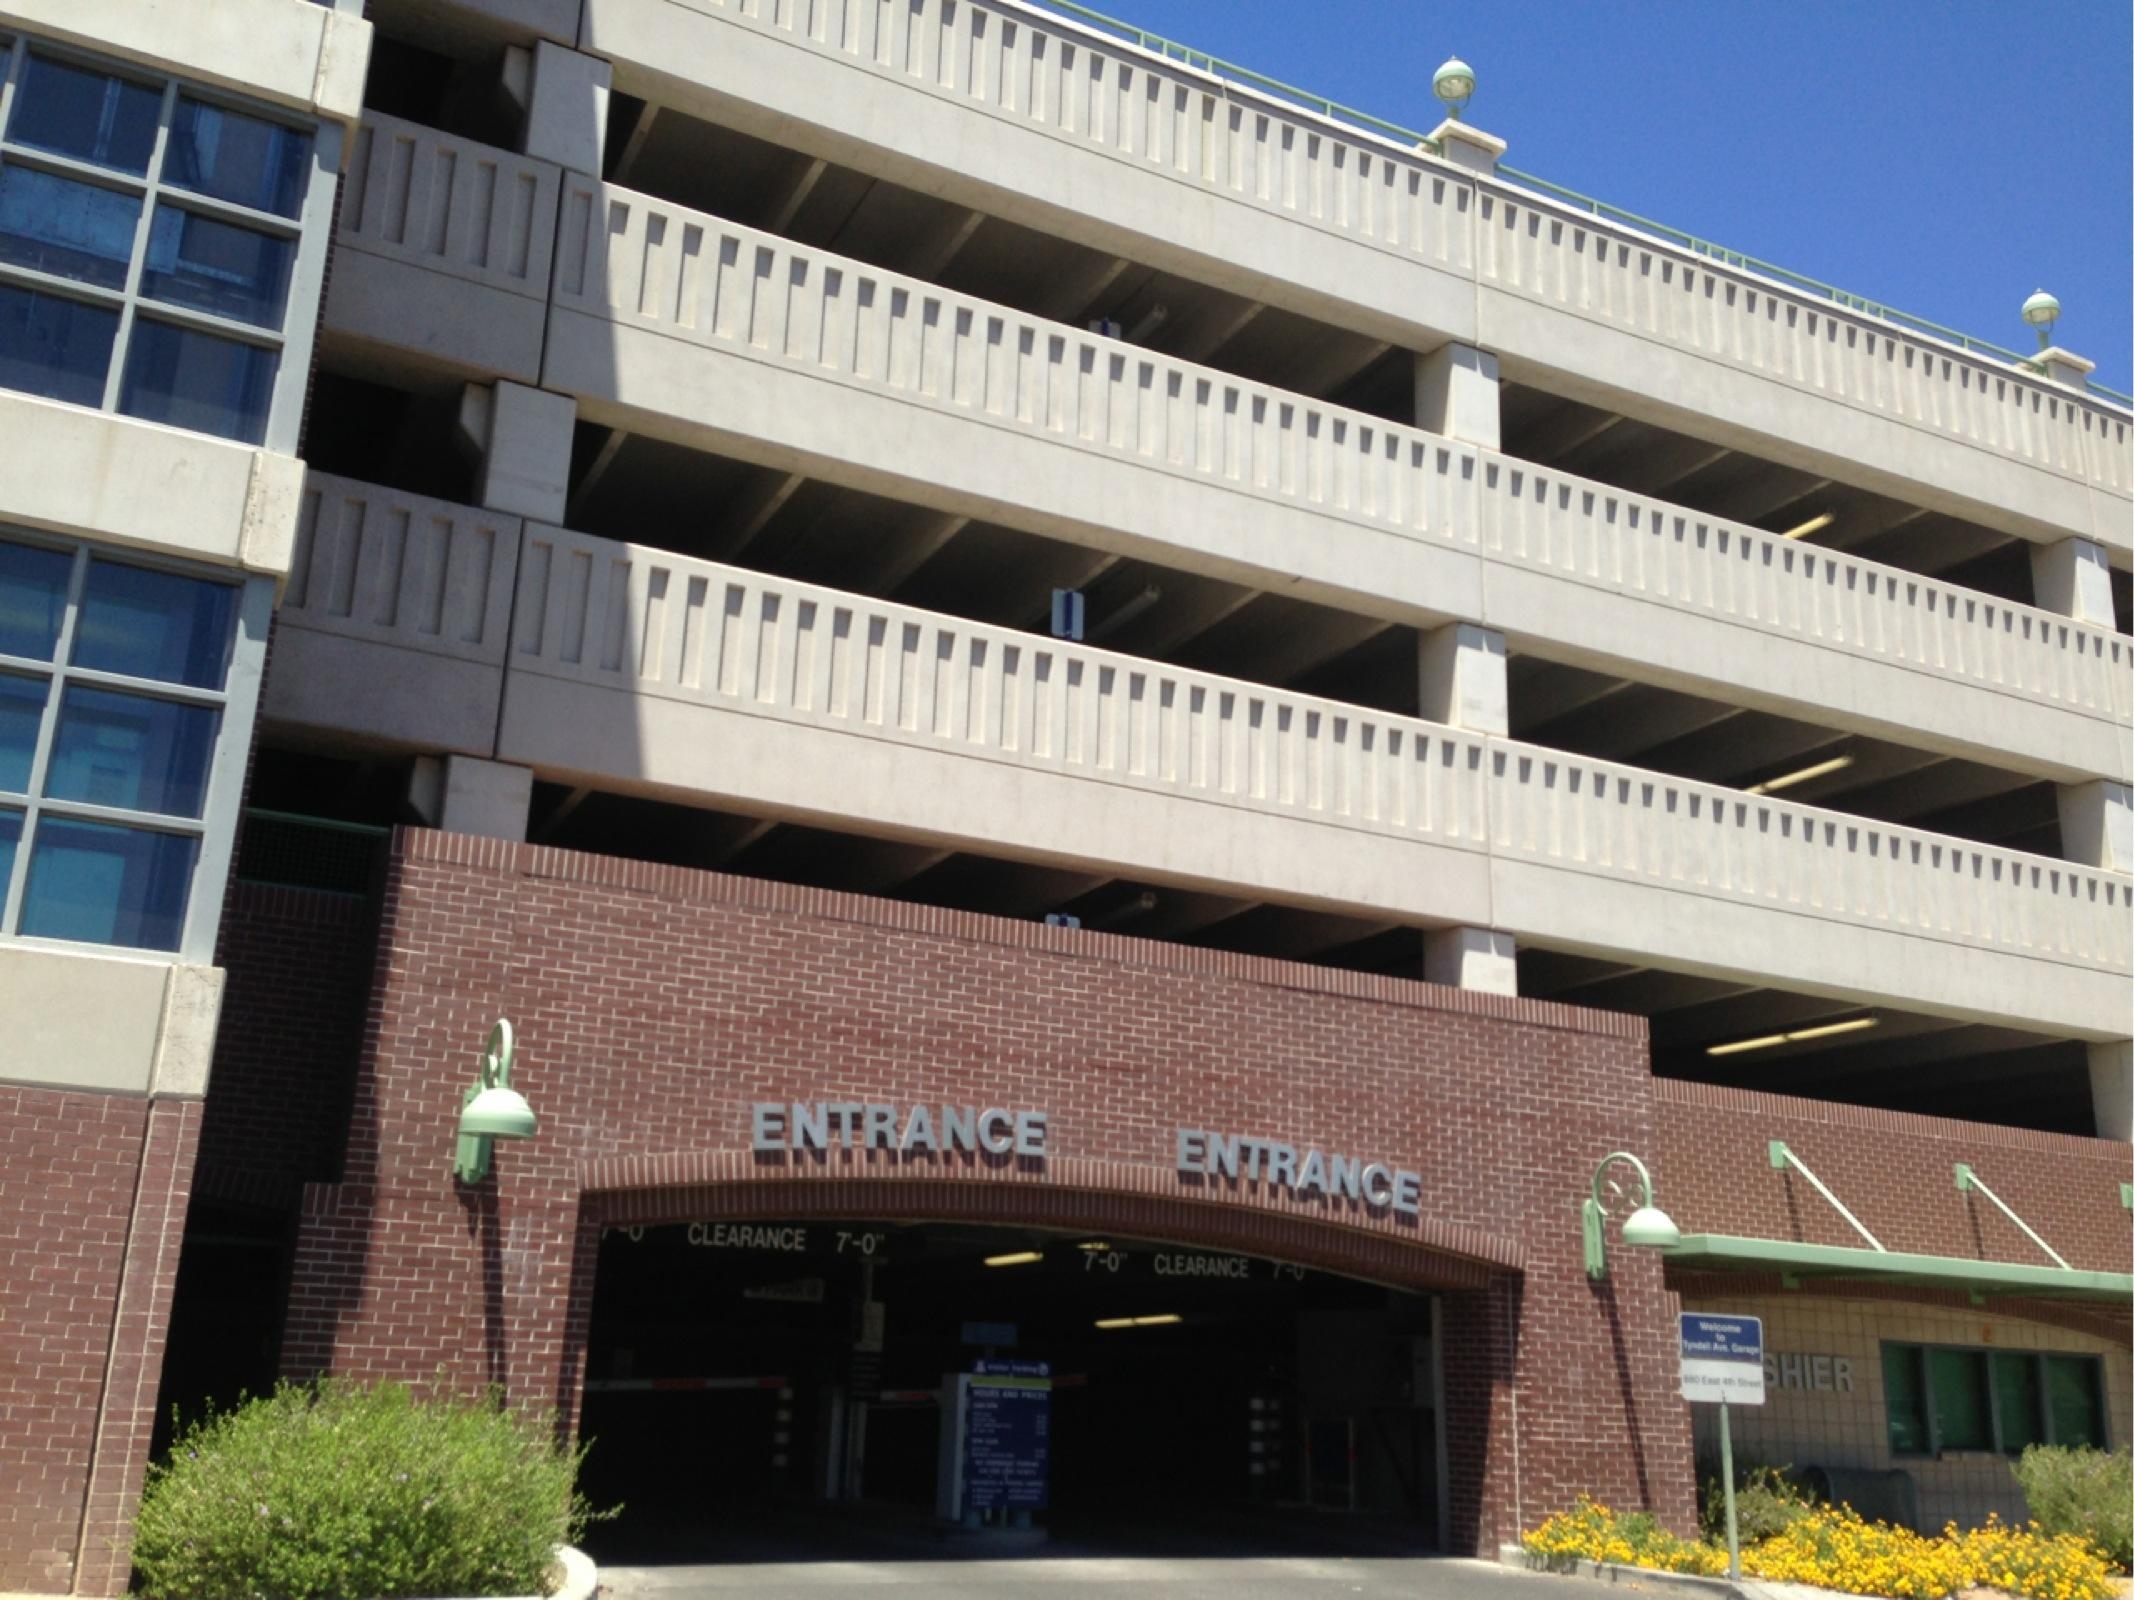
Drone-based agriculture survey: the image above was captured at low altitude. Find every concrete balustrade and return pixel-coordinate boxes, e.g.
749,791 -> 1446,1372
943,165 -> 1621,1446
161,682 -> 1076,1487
327,111 -> 563,382
269,472 -> 525,753
535,181 -> 2128,783
273,489 -> 2132,1035
573,0 -> 2131,551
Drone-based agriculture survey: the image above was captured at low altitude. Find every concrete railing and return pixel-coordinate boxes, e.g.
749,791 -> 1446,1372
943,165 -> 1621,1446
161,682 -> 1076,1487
505,526 -> 2132,1008
549,183 -> 2132,757
338,111 -> 560,300
284,472 -> 522,661
648,0 -> 2128,499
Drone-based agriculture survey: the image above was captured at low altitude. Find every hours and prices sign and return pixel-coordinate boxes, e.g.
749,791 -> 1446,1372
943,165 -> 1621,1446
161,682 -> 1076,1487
938,1359 -> 1051,1522
1679,1313 -> 1765,1406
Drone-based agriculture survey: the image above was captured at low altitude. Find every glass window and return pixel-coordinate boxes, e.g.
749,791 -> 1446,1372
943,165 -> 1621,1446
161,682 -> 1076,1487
0,807 -> 18,892
0,538 -> 71,660
0,280 -> 117,406
1992,1353 -> 2044,1455
1928,1348 -> 1992,1450
164,98 -> 310,219
1883,1345 -> 1929,1455
44,686 -> 216,817
20,815 -> 196,950
117,318 -> 275,443
0,672 -> 41,791
0,46 -> 316,445
140,206 -> 294,327
2046,1356 -> 2104,1449
0,163 -> 142,288
74,558 -> 235,687
9,54 -> 160,174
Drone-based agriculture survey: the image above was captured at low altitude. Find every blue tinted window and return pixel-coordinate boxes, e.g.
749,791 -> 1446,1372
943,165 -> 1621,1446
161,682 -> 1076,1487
44,686 -> 217,818
142,207 -> 293,327
165,99 -> 310,219
0,540 -> 71,661
20,816 -> 195,950
0,674 -> 43,793
0,282 -> 117,406
118,319 -> 275,443
0,164 -> 142,288
0,809 -> 18,897
73,560 -> 234,688
9,55 -> 161,174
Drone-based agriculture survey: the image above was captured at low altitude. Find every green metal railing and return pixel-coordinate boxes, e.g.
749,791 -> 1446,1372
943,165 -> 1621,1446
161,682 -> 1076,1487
235,807 -> 390,896
1023,0 -> 2132,407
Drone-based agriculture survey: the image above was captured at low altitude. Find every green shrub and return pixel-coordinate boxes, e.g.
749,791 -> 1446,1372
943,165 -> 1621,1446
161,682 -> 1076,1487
1698,1461 -> 1820,1545
132,1379 -> 606,1600
2012,1444 -> 2132,1572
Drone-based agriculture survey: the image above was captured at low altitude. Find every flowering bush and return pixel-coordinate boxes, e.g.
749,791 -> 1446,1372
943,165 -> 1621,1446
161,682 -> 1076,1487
2011,1445 -> 2132,1572
1521,1498 -> 1725,1576
1521,1496 -> 2118,1599
132,1379 -> 604,1600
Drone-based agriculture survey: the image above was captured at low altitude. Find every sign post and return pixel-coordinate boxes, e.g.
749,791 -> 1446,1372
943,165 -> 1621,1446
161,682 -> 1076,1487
1678,1313 -> 1764,1580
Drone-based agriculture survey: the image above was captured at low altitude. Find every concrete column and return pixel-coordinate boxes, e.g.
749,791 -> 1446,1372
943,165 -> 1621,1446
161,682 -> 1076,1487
1426,118 -> 1507,177
2057,780 -> 2131,874
457,381 -> 576,522
522,39 -> 611,177
1414,343 -> 1501,450
2033,346 -> 2095,393
409,755 -> 534,841
1418,621 -> 1508,736
2030,537 -> 2119,628
2089,1040 -> 2131,1142
1423,926 -> 1517,996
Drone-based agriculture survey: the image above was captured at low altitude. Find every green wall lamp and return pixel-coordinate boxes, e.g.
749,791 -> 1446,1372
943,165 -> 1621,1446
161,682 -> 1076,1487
452,1019 -> 537,1184
1432,58 -> 1475,120
2021,289 -> 2060,351
1583,1150 -> 1680,1279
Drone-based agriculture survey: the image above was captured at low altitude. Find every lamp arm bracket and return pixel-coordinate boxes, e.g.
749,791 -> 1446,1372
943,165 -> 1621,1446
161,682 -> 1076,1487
1768,1140 -> 1885,1252
1954,1163 -> 2071,1270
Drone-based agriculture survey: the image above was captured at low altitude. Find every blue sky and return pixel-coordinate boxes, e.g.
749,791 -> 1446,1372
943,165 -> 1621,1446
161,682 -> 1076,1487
1046,0 -> 2133,395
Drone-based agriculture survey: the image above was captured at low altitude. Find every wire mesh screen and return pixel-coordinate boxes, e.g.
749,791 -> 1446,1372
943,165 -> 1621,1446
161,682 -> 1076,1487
234,810 -> 389,895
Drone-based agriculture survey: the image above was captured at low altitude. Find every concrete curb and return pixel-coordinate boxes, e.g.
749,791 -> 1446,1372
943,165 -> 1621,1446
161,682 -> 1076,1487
1498,1543 -> 1746,1596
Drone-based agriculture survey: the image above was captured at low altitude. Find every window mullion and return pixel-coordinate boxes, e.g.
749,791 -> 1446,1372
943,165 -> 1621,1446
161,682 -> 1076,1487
1,546 -> 88,933
0,38 -> 23,133
97,79 -> 177,413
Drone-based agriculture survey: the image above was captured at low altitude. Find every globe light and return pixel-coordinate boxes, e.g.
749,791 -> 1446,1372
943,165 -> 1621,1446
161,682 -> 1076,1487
1433,58 -> 1475,118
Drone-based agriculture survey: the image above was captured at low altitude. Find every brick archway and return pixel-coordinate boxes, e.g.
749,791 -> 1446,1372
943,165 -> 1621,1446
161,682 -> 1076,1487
583,1171 -> 1517,1294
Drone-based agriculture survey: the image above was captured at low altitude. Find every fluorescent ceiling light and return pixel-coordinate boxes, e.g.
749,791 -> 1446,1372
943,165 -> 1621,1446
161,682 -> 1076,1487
984,1251 -> 1043,1267
1781,512 -> 1835,540
1745,754 -> 1854,796
1077,1241 -> 1113,1252
1093,1317 -> 1136,1329
1783,1017 -> 1881,1043
1707,1016 -> 1879,1056
1093,1313 -> 1184,1329
1706,1033 -> 1790,1057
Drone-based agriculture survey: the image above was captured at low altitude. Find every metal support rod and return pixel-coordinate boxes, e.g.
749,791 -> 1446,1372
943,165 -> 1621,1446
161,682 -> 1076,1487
1719,1399 -> 1740,1581
1954,1164 -> 2071,1270
1768,1141 -> 1885,1252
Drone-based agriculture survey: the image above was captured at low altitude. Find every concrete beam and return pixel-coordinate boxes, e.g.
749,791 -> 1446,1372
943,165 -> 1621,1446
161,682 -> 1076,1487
2031,538 -> 2119,628
1423,926 -> 1517,995
523,40 -> 611,176
2088,1040 -> 2131,1141
1414,343 -> 1501,450
409,755 -> 534,841
1418,622 -> 1507,735
2057,780 -> 2132,873
459,381 -> 576,522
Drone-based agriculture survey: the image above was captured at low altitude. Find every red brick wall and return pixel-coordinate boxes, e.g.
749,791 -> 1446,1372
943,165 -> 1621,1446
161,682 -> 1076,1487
1656,1080 -> 2133,1270
277,829 -> 1696,1553
0,1087 -> 200,1595
195,882 -> 379,1202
